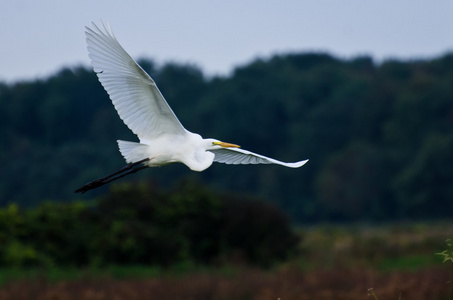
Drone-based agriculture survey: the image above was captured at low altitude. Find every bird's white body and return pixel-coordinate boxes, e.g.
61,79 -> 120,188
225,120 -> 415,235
78,21 -> 308,192
118,134 -> 217,171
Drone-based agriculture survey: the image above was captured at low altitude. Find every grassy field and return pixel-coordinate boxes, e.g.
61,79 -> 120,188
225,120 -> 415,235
1,222 -> 453,299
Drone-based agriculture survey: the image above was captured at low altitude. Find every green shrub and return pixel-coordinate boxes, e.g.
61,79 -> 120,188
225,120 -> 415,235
0,181 -> 299,268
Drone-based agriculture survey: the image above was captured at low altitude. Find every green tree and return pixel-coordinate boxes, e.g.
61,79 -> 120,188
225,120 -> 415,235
394,133 -> 453,218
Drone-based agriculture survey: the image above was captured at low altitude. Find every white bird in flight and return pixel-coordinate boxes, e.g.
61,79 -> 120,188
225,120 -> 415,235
75,21 -> 308,193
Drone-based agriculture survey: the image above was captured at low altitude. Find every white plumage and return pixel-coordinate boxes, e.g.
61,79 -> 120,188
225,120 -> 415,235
76,21 -> 308,193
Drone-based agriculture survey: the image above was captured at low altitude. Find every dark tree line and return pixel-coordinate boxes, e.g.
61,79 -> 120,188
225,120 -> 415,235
1,52 -> 453,222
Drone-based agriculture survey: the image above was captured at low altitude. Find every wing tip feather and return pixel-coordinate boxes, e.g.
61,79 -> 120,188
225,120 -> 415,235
287,159 -> 309,168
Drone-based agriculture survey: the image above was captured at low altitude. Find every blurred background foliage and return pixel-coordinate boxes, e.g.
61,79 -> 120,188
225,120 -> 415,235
0,180 -> 298,268
2,50 -> 453,299
1,52 -> 453,223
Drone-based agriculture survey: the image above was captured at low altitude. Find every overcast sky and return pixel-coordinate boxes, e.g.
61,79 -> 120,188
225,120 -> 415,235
1,1 -> 452,83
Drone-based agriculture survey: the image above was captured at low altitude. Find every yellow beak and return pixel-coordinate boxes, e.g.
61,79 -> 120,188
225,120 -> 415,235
213,141 -> 241,148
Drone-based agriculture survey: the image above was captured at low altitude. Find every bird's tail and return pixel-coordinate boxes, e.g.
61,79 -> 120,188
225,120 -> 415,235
117,140 -> 150,163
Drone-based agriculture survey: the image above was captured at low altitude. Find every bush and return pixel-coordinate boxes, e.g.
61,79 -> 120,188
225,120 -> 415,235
0,181 -> 299,268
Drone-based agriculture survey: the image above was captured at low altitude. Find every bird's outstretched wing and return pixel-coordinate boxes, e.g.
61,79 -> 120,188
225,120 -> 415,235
210,147 -> 308,168
85,21 -> 186,140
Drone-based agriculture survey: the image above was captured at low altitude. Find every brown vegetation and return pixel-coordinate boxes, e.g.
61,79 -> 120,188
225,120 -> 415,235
0,267 -> 451,300
2,223 -> 452,299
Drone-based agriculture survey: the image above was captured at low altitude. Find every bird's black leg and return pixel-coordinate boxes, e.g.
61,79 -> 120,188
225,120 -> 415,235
75,158 -> 149,194
102,165 -> 149,184
96,158 -> 149,182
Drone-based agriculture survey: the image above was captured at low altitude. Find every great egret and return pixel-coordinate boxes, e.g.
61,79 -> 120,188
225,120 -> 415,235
75,22 -> 308,193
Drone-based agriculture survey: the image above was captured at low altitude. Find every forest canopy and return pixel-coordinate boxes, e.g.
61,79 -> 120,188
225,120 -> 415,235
1,52 -> 453,223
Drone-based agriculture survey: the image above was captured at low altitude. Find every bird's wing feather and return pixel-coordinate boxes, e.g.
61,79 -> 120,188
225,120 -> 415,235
85,21 -> 186,140
210,147 -> 308,168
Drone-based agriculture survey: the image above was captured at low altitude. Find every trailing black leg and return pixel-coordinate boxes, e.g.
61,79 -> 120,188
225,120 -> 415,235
102,165 -> 149,184
75,158 -> 149,193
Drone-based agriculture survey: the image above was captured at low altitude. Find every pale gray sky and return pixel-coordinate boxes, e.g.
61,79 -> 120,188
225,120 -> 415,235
1,1 -> 452,83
